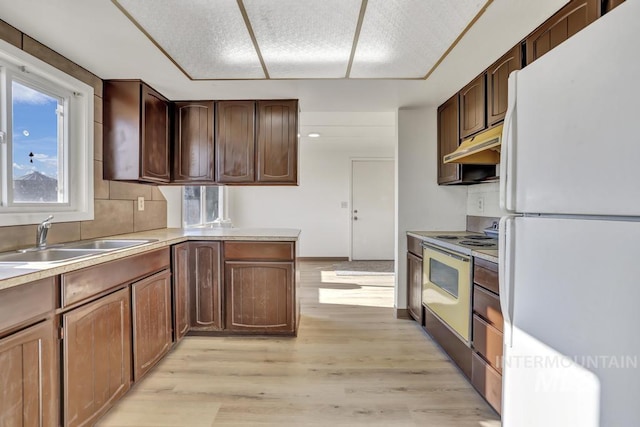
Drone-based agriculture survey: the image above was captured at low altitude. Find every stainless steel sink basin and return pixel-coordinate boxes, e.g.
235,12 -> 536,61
62,239 -> 157,251
0,239 -> 157,264
0,249 -> 104,263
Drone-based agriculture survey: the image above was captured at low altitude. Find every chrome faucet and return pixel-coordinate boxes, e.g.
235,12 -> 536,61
36,215 -> 54,248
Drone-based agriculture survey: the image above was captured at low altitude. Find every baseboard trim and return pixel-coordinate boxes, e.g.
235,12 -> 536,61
298,257 -> 349,262
395,308 -> 411,319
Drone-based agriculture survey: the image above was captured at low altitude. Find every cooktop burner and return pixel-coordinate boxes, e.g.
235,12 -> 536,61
464,235 -> 494,240
459,240 -> 496,247
436,235 -> 459,239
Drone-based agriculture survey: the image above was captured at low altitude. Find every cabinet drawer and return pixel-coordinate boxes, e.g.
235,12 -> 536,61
473,285 -> 503,332
407,235 -> 423,257
224,241 -> 294,261
472,314 -> 503,373
0,277 -> 56,337
473,258 -> 499,294
471,352 -> 502,414
62,248 -> 170,307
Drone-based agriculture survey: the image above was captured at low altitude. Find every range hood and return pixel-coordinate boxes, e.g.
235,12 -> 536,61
443,124 -> 503,164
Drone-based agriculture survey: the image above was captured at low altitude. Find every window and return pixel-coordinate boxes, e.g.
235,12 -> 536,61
0,40 -> 93,226
183,186 -> 223,227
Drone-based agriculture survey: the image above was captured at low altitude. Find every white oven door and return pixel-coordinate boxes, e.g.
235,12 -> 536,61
422,243 -> 471,342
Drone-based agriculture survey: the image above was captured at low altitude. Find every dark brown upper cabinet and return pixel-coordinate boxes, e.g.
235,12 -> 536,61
526,0 -> 600,65
437,94 -> 461,185
256,100 -> 298,184
487,44 -> 522,126
459,74 -> 487,139
173,101 -> 215,183
605,0 -> 625,13
215,101 -> 256,183
104,80 -> 170,183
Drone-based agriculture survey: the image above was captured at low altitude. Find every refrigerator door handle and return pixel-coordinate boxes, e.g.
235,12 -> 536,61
500,71 -> 518,213
499,215 -> 517,347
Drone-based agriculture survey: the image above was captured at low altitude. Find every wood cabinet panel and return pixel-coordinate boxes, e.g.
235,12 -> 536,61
471,352 -> 502,414
424,306 -> 472,378
526,0 -> 599,64
487,44 -> 521,126
407,252 -> 423,324
437,94 -> 460,184
63,288 -> 131,427
62,248 -> 170,308
215,101 -> 256,183
224,241 -> 294,261
256,100 -> 298,184
172,243 -> 190,342
225,261 -> 294,333
104,80 -> 170,183
407,235 -> 422,257
0,277 -> 55,336
459,74 -> 486,138
473,258 -> 499,294
606,0 -> 625,12
0,319 -> 58,427
472,314 -> 503,373
473,285 -> 503,332
141,84 -> 171,182
189,242 -> 223,330
132,270 -> 172,381
173,101 -> 215,183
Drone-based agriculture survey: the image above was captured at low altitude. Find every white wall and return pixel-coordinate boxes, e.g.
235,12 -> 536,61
396,108 -> 467,310
230,139 -> 394,257
466,182 -> 508,218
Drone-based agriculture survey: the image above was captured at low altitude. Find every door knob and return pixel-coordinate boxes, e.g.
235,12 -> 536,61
353,216 -> 358,221
353,209 -> 358,213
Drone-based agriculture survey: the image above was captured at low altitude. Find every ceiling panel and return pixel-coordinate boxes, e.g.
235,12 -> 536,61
116,0 -> 265,79
350,0 -> 488,78
243,0 -> 362,78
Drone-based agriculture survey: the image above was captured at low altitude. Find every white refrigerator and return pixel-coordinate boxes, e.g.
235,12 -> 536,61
498,1 -> 640,426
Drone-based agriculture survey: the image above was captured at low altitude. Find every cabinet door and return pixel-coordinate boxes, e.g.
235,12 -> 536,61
63,288 -> 131,427
407,252 -> 423,323
256,100 -> 298,184
216,101 -> 256,183
0,320 -> 58,427
437,94 -> 461,184
526,0 -> 599,64
487,44 -> 521,126
606,0 -> 625,12
172,243 -> 190,342
141,83 -> 171,183
173,101 -> 215,183
189,242 -> 222,330
225,261 -> 294,333
132,270 -> 172,381
459,73 -> 486,139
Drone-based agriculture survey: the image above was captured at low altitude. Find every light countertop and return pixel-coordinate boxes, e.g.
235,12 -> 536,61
0,227 -> 300,291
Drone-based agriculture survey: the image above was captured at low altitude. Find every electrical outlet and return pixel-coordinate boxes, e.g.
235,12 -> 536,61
137,196 -> 145,211
477,196 -> 484,213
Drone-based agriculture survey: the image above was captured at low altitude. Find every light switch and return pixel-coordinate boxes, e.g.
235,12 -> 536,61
137,196 -> 145,211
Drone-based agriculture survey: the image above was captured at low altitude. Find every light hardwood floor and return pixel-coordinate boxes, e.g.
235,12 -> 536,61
97,261 -> 500,427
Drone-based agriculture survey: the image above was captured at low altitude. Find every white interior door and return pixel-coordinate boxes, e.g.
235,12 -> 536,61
351,159 -> 394,260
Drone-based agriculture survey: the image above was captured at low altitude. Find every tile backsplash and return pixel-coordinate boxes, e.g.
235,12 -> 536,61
467,182 -> 507,218
0,20 -> 167,253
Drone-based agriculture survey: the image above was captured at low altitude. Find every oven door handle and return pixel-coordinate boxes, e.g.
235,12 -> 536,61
421,243 -> 469,262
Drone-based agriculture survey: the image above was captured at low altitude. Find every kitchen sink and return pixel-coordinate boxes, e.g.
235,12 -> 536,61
0,239 -> 158,264
0,249 -> 105,264
61,239 -> 157,251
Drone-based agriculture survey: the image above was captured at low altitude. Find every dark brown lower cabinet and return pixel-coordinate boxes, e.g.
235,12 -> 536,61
132,270 -> 172,381
63,288 -> 132,427
189,241 -> 223,331
172,243 -> 190,341
225,261 -> 295,333
0,319 -> 58,427
472,352 -> 502,414
407,251 -> 423,323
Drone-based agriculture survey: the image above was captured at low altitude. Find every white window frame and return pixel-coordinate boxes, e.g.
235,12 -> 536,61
182,185 -> 230,228
0,39 -> 93,226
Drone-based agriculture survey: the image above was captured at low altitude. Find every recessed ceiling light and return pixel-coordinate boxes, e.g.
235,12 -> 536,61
308,132 -> 321,138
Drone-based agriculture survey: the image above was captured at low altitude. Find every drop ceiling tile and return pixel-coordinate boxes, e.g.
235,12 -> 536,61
350,0 -> 487,78
117,0 -> 264,79
243,0 -> 361,78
